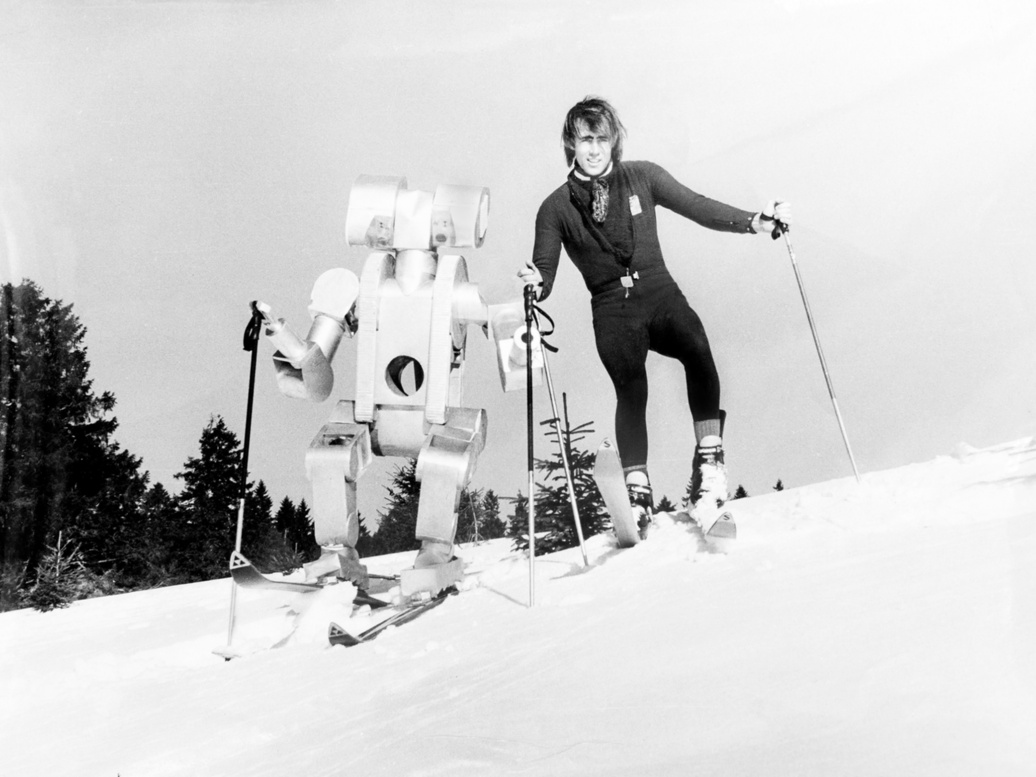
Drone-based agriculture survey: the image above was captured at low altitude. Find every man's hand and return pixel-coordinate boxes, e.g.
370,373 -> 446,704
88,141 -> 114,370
517,260 -> 544,291
753,200 -> 793,236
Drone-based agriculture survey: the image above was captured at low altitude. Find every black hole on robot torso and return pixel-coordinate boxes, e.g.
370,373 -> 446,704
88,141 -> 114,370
385,355 -> 425,397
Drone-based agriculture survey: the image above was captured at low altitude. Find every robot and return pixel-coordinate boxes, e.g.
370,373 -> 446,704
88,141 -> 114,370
256,175 -> 542,597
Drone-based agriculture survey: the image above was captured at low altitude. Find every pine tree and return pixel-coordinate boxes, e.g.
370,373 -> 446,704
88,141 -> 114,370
478,489 -> 507,540
173,416 -> 245,581
288,499 -> 319,561
354,513 -> 380,557
242,480 -> 288,568
773,480 -> 784,492
22,533 -> 90,611
372,459 -> 422,555
130,483 -> 183,586
505,491 -> 529,549
1,280 -> 148,592
732,485 -> 749,500
267,495 -> 304,573
510,398 -> 607,555
274,496 -> 296,537
655,495 -> 677,514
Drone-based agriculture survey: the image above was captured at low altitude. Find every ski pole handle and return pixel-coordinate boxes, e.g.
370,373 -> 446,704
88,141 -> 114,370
523,283 -> 537,320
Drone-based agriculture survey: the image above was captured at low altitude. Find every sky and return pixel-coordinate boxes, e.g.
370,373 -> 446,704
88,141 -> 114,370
2,438 -> 1035,775
1,0 -> 1035,523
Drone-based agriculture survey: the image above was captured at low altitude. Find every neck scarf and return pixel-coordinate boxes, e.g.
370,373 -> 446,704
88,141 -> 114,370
574,161 -> 613,223
567,162 -> 636,264
591,178 -> 609,223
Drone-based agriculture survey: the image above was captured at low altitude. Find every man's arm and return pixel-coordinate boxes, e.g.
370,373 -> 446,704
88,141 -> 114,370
521,197 -> 564,300
645,161 -> 757,234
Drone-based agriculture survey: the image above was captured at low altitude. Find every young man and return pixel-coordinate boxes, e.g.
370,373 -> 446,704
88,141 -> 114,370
518,96 -> 791,532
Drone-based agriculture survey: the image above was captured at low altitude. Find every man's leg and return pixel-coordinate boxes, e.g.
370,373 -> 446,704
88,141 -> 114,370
649,291 -> 728,507
593,302 -> 655,531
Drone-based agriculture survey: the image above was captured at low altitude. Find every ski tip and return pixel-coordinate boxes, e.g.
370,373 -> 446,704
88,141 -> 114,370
328,622 -> 360,648
703,512 -> 736,553
705,512 -> 737,540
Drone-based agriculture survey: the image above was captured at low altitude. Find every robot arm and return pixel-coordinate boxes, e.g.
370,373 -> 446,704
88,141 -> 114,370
260,268 -> 360,402
487,299 -> 544,392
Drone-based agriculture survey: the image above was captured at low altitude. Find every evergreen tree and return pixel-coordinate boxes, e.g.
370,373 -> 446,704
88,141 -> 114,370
455,487 -> 487,544
22,533 -> 91,611
130,483 -> 183,587
372,459 -> 422,555
478,489 -> 507,540
355,513 -> 380,557
528,441 -> 607,555
1,280 -> 147,591
22,532 -> 115,611
505,491 -> 529,549
732,485 -> 749,500
773,480 -> 784,492
510,400 -> 607,555
242,480 -> 289,568
287,499 -> 319,561
173,416 -> 245,581
274,496 -> 296,537
655,495 -> 677,514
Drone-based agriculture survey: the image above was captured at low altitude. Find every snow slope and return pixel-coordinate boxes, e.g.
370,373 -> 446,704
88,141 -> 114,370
2,439 -> 1035,777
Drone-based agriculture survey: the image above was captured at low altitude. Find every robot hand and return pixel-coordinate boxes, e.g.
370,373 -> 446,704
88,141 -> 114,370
263,269 -> 361,402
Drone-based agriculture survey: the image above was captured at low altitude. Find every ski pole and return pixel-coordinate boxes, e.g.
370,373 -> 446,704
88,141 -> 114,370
225,301 -> 265,652
539,341 -> 589,568
524,284 -> 537,607
775,222 -> 861,483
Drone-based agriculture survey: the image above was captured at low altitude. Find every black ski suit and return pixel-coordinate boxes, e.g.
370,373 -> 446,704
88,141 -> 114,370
531,160 -> 757,470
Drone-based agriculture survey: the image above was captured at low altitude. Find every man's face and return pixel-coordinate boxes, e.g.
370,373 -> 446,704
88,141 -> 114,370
573,121 -> 613,177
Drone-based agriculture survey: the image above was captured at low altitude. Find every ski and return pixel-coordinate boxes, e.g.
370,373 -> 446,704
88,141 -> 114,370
328,587 -> 458,647
705,511 -> 737,542
229,551 -> 325,593
230,551 -> 401,610
593,438 -> 640,548
679,507 -> 737,552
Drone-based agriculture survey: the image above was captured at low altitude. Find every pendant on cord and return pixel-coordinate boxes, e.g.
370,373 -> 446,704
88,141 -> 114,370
620,269 -> 640,298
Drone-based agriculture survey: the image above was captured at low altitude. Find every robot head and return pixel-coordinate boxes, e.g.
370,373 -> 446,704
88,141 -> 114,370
345,175 -> 489,252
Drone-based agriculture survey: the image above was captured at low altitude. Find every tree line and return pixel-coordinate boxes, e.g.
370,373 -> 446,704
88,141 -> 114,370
1,279 -> 780,612
0,281 -> 508,611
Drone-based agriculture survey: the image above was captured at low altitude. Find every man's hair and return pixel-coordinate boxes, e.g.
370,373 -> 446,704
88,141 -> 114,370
561,96 -> 627,167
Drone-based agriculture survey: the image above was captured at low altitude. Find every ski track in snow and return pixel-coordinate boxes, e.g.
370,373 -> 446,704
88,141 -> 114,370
2,439 -> 1035,776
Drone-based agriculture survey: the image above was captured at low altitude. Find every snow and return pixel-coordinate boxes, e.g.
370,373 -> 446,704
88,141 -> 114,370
3,439 -> 1036,776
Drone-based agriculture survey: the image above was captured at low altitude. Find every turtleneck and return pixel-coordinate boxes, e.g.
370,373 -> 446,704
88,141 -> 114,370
572,160 -> 614,182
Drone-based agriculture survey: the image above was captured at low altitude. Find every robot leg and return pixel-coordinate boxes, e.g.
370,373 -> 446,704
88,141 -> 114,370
400,408 -> 487,597
303,401 -> 373,588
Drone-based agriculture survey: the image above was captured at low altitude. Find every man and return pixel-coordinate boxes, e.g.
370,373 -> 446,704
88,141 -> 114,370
519,96 -> 791,533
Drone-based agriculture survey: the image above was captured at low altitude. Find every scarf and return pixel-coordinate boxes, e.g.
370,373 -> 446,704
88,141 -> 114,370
567,163 -> 636,265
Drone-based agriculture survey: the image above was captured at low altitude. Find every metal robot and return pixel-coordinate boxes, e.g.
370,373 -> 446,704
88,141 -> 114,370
256,175 -> 540,597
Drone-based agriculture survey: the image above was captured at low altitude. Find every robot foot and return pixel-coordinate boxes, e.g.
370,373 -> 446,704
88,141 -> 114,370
303,546 -> 370,590
401,541 -> 463,597
414,539 -> 454,568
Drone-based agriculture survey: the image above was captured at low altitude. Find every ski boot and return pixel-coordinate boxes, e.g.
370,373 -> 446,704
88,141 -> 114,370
625,470 -> 654,539
689,435 -> 731,536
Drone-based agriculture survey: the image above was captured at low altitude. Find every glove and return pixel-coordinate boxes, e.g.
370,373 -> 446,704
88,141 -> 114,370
758,200 -> 793,238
